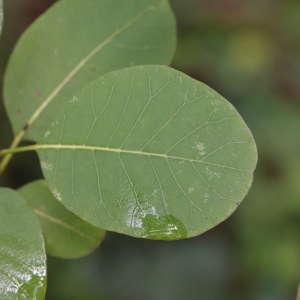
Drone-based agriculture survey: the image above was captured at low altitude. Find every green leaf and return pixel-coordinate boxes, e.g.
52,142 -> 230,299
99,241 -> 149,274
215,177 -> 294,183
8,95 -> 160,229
36,65 -> 257,240
0,188 -> 47,299
18,180 -> 106,259
4,0 -> 176,142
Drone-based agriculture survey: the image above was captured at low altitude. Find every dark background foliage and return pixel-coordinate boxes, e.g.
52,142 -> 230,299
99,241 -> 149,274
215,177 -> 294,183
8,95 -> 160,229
0,1 -> 299,299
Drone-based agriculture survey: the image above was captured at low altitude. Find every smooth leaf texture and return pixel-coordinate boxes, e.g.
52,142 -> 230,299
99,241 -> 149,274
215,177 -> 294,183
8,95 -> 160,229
0,188 -> 46,299
18,180 -> 106,259
37,65 -> 257,240
4,0 -> 176,141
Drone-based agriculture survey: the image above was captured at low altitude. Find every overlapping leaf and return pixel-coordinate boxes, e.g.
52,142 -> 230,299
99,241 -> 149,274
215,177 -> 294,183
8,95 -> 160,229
4,0 -> 176,141
36,65 -> 257,240
0,188 -> 47,299
19,180 -> 106,259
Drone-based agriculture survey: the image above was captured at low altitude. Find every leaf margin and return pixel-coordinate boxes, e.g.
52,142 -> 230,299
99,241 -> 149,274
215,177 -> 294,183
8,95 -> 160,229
35,64 -> 258,240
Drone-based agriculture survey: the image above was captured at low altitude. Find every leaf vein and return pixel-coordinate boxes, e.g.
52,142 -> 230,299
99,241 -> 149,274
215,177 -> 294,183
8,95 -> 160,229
34,209 -> 96,241
166,158 -> 215,230
36,144 -> 251,172
17,4 -> 154,136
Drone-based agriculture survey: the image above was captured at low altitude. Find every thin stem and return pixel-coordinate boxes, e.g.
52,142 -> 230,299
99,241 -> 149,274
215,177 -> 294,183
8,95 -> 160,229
0,128 -> 26,175
0,143 -> 37,175
0,144 -> 37,156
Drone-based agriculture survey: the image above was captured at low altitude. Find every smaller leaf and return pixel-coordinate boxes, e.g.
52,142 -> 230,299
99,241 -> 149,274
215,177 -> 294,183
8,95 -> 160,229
0,188 -> 47,299
18,180 -> 106,259
4,0 -> 176,141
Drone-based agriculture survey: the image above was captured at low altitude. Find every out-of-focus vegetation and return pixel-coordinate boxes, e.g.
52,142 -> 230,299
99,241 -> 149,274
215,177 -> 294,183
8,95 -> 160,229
171,0 -> 300,297
0,1 -> 299,299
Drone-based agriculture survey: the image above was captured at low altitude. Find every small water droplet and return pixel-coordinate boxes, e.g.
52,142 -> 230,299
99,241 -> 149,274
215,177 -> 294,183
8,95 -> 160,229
142,214 -> 187,240
18,274 -> 46,300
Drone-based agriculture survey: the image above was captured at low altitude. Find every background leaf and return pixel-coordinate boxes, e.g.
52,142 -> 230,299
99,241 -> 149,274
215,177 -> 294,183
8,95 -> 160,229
18,180 -> 106,259
37,65 -> 257,240
0,188 -> 46,299
4,0 -> 176,141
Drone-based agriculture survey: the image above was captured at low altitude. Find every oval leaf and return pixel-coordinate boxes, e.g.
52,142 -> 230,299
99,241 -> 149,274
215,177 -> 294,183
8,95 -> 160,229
18,180 -> 106,259
36,65 -> 257,240
0,188 -> 46,299
4,0 -> 176,141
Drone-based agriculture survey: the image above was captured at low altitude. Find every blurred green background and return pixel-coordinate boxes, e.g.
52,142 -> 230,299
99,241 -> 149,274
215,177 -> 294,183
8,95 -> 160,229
0,1 -> 299,299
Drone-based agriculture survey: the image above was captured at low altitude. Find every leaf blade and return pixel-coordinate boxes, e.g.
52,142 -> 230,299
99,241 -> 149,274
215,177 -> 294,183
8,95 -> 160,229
37,65 -> 257,240
18,180 -> 106,259
4,0 -> 176,141
0,188 -> 47,299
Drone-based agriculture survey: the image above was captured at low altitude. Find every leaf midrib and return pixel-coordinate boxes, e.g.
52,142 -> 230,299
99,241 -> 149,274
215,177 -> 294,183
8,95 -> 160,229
22,4 -> 156,134
36,144 -> 250,172
34,208 -> 98,241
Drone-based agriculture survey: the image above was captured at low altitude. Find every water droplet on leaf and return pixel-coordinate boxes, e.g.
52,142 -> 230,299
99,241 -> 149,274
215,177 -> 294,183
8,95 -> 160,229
142,214 -> 187,240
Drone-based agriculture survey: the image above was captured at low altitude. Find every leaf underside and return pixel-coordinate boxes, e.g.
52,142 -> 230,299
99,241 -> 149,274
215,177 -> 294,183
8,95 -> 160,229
37,65 -> 257,240
0,188 -> 47,299
4,0 -> 176,141
18,180 -> 106,259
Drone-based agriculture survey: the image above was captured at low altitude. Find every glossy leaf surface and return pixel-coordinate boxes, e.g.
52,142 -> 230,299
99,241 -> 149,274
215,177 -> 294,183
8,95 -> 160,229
18,180 -> 106,259
0,188 -> 46,299
4,0 -> 176,141
37,65 -> 257,240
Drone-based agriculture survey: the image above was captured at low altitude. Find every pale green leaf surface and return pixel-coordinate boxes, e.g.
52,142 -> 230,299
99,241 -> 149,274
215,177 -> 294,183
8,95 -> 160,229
0,188 -> 46,299
4,0 -> 176,141
37,65 -> 257,240
18,180 -> 106,259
